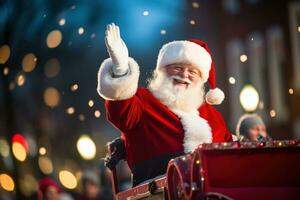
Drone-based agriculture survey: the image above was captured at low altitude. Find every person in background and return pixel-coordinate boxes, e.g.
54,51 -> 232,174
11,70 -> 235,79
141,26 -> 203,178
236,113 -> 272,142
38,178 -> 61,200
75,171 -> 101,200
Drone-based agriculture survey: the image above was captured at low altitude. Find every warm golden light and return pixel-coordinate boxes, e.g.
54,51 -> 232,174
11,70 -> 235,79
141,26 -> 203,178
76,135 -> 96,160
38,156 -> 53,175
0,174 -> 15,191
0,45 -> 10,64
59,170 -> 77,189
12,142 -> 27,161
240,54 -> 248,62
289,88 -> 294,95
240,84 -> 259,112
94,110 -> 101,118
39,147 -> 47,155
229,77 -> 236,84
16,73 -> 26,86
46,30 -> 62,48
22,53 -> 37,72
70,84 -> 78,91
298,26 -> 300,32
190,20 -> 196,25
3,67 -> 9,75
66,107 -> 75,114
88,100 -> 94,107
44,87 -> 60,107
0,139 -> 10,157
270,110 -> 276,118
44,58 -> 60,78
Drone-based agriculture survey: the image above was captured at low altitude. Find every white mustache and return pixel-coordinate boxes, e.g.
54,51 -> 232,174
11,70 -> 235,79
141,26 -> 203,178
171,75 -> 192,84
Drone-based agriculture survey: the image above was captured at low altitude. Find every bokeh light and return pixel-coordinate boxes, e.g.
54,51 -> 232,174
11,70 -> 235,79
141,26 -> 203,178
0,174 -> 15,191
229,77 -> 236,84
270,109 -> 276,118
22,53 -> 37,72
59,170 -> 77,189
240,84 -> 259,112
288,88 -> 294,95
143,10 -> 149,16
3,67 -> 9,76
76,135 -> 96,160
12,142 -> 27,161
190,20 -> 196,25
15,73 -> 26,86
78,114 -> 85,121
38,156 -> 53,175
88,100 -> 94,107
240,54 -> 248,62
0,138 -> 10,157
94,110 -> 101,118
44,58 -> 60,78
78,27 -> 84,35
39,147 -> 47,155
0,45 -> 10,64
46,30 -> 62,48
66,107 -> 75,114
192,2 -> 200,8
20,174 -> 38,196
9,82 -> 15,91
160,29 -> 167,35
44,87 -> 61,107
70,84 -> 78,91
59,18 -> 66,26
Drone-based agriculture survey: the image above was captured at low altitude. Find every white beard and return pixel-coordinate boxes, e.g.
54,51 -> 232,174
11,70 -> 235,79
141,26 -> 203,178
148,70 -> 205,113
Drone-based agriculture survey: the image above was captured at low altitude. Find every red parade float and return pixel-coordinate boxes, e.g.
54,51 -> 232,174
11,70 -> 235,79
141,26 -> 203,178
107,140 -> 300,200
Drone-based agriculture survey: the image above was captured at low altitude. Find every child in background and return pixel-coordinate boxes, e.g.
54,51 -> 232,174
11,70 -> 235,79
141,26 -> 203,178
236,114 -> 272,142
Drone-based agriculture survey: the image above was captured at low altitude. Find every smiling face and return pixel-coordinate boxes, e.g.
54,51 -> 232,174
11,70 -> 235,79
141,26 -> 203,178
165,63 -> 202,88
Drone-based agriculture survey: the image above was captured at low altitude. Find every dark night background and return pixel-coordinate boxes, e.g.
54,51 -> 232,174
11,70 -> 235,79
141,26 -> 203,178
1,0 -> 300,199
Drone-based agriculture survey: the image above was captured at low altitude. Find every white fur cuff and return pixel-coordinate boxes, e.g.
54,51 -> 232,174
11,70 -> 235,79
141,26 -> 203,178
97,57 -> 140,100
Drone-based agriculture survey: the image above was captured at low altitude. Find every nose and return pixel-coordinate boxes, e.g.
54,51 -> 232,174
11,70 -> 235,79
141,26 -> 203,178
179,68 -> 189,79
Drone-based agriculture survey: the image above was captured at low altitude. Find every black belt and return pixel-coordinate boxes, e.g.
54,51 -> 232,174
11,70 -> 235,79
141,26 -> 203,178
131,151 -> 184,186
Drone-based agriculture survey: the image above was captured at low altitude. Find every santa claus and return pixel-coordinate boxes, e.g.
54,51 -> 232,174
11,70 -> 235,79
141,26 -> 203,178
97,23 -> 232,186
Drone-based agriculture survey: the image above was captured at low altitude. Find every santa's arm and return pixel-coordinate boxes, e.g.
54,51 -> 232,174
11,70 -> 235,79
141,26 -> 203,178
97,23 -> 140,100
97,23 -> 143,133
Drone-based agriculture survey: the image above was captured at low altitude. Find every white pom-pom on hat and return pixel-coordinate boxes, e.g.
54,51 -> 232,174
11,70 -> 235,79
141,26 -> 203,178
205,88 -> 225,105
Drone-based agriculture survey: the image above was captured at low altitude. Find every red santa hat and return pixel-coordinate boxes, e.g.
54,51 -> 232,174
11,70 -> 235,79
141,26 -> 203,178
156,39 -> 225,105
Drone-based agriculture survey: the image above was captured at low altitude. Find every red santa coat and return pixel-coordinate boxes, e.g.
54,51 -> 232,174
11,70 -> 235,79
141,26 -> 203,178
106,87 -> 232,168
97,57 -> 232,184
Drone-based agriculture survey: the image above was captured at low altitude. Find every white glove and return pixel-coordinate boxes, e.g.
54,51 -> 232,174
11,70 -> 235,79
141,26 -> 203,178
105,23 -> 129,76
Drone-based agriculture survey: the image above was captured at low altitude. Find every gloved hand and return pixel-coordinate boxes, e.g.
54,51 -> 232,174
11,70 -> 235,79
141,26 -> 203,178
105,23 -> 129,76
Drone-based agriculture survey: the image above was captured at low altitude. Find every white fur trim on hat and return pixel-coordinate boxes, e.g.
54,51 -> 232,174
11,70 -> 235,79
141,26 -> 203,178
156,40 -> 212,82
97,57 -> 140,100
205,87 -> 225,105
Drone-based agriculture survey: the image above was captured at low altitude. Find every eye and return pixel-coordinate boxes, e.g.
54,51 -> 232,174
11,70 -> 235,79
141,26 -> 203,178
189,70 -> 199,75
173,66 -> 182,71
